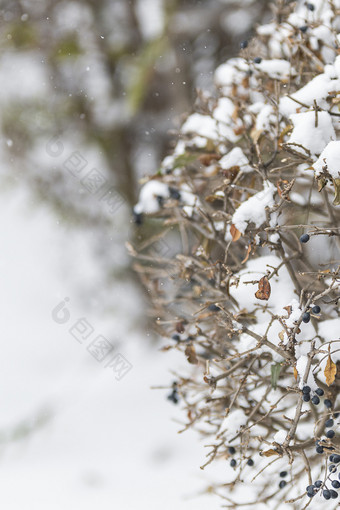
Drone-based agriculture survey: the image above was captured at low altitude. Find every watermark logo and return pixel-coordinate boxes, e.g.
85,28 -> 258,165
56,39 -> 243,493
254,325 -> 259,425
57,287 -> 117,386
51,297 -> 132,381
46,136 -> 126,217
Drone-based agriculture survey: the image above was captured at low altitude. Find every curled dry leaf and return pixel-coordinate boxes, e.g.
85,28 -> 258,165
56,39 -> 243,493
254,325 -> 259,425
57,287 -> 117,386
230,223 -> 242,242
324,355 -> 337,386
255,276 -> 271,300
185,344 -> 198,365
332,178 -> 340,206
262,449 -> 280,457
241,244 -> 252,264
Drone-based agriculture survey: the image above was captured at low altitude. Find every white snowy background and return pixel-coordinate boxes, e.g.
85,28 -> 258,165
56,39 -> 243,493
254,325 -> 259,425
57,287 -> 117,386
0,173 -> 223,510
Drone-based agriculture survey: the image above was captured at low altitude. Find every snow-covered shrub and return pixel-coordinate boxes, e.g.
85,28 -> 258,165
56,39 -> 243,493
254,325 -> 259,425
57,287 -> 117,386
132,1 -> 340,507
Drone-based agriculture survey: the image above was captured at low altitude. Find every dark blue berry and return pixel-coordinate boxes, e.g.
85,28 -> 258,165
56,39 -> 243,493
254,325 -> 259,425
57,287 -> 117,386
253,57 -> 262,64
279,471 -> 287,478
279,480 -> 286,489
312,395 -> 320,405
315,480 -> 322,488
327,430 -> 335,439
240,40 -> 248,49
168,187 -> 181,200
330,454 -> 335,462
316,446 -> 324,454
306,492 -> 314,498
306,485 -> 315,492
302,386 -> 311,394
167,390 -> 179,404
332,480 -> 340,488
299,25 -> 308,32
208,304 -> 220,312
303,394 -> 310,402
325,400 -> 333,408
133,211 -> 143,225
247,459 -> 254,466
172,334 -> 180,342
302,312 -> 311,323
156,195 -> 165,207
323,489 -> 331,499
230,459 -> 237,467
330,489 -> 338,499
334,413 -> 339,418
329,464 -> 337,473
300,233 -> 310,243
306,3 -> 315,11
228,447 -> 236,455
312,305 -> 321,314
333,455 -> 340,463
315,388 -> 324,396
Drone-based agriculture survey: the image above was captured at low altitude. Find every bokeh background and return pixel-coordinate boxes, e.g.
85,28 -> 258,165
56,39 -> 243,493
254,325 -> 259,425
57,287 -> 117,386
0,1 -> 269,508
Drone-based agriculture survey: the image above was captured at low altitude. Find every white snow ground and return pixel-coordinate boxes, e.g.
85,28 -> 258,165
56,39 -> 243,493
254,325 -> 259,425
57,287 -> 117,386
0,179 -> 221,509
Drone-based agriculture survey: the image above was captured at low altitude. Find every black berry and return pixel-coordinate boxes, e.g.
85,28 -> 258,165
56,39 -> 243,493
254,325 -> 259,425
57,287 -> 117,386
302,386 -> 311,394
253,57 -> 262,64
300,233 -> 310,243
133,211 -> 143,225
279,471 -> 287,478
303,394 -> 310,402
156,195 -> 165,207
230,459 -> 237,467
315,388 -> 324,396
330,489 -> 338,499
332,480 -> 340,489
306,3 -> 315,11
306,485 -> 315,497
247,458 -> 254,466
302,312 -> 310,323
299,25 -> 308,32
168,187 -> 181,200
329,464 -> 337,473
333,455 -> 340,463
323,489 -> 331,500
208,304 -> 220,312
327,430 -> 335,439
315,480 -> 322,488
325,399 -> 333,408
312,395 -> 320,405
228,446 -> 236,455
240,40 -> 248,49
316,446 -> 324,454
171,334 -> 180,342
279,480 -> 286,489
312,305 -> 321,314
167,389 -> 179,404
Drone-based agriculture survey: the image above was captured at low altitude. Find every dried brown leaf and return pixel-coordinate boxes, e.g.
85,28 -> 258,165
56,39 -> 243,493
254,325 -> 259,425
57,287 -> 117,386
262,449 -> 280,457
230,224 -> 242,242
332,178 -> 340,206
255,276 -> 271,300
185,344 -> 198,365
325,355 -> 337,386
241,244 -> 252,264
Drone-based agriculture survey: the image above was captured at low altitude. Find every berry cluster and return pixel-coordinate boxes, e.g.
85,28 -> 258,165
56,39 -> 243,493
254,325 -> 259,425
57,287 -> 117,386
167,382 -> 179,404
302,385 -> 324,404
301,304 -> 321,324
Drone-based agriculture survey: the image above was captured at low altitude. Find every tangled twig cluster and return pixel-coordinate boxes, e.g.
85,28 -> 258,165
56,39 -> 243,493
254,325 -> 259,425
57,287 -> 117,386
131,1 -> 340,508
